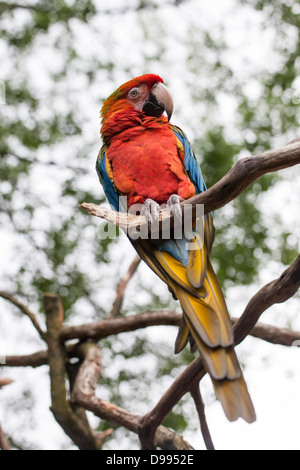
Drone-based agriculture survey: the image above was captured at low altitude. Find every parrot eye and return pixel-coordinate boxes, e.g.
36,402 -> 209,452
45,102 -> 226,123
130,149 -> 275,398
128,88 -> 140,99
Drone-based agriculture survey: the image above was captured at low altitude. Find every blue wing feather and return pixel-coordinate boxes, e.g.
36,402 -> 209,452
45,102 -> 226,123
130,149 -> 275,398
155,126 -> 209,265
96,127 -> 210,266
97,127 -> 206,211
96,149 -> 120,211
171,125 -> 207,195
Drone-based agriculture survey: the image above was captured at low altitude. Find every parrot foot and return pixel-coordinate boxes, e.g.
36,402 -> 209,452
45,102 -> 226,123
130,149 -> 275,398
167,194 -> 183,220
141,195 -> 183,225
141,198 -> 160,224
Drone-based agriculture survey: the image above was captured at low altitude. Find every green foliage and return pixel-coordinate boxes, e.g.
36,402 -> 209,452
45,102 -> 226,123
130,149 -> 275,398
280,232 -> 299,266
163,410 -> 188,434
0,0 -> 299,450
0,0 -> 96,48
193,128 -> 274,287
239,0 -> 300,143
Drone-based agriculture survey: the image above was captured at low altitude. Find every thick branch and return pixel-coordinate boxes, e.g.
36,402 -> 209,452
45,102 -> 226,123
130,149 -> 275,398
3,351 -> 49,368
69,342 -> 113,448
80,140 -> 300,234
234,256 -> 300,346
0,311 -> 180,370
44,293 -> 102,450
61,310 -> 182,342
188,139 -> 300,216
0,424 -> 10,450
3,309 -> 300,369
232,317 -> 300,346
71,343 -> 194,450
139,356 -> 206,449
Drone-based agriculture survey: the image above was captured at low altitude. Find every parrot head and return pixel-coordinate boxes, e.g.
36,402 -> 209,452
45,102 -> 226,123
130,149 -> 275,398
101,74 -> 174,142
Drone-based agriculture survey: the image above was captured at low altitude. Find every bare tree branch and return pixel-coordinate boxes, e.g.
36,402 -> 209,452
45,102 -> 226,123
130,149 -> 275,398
0,423 -> 10,450
2,261 -> 299,450
190,385 -> 215,451
80,140 -> 300,234
67,341 -> 114,449
3,351 -> 48,368
2,253 -> 298,450
44,293 -> 102,450
139,355 -> 206,449
109,255 -> 141,318
2,308 -> 300,369
71,342 -> 194,450
234,256 -> 300,346
0,378 -> 14,388
61,310 -> 182,342
0,290 -> 46,341
232,317 -> 300,346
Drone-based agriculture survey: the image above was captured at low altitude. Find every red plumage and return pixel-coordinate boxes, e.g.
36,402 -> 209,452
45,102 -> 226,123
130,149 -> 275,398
105,108 -> 195,207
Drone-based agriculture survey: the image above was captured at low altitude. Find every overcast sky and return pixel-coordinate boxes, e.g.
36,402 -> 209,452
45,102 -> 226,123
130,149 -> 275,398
0,0 -> 299,450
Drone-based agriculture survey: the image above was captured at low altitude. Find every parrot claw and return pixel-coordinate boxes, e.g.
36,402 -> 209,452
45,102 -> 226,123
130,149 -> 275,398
167,194 -> 183,220
141,198 -> 160,224
141,195 -> 183,225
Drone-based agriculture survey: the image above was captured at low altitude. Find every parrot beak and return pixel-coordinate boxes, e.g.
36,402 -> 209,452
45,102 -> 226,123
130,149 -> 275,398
142,82 -> 174,121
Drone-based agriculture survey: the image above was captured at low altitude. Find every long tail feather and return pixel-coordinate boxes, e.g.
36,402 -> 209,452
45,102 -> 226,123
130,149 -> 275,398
133,213 -> 256,423
213,376 -> 256,424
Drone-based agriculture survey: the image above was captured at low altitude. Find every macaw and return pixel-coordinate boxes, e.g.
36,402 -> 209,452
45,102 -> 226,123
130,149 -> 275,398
96,74 -> 256,423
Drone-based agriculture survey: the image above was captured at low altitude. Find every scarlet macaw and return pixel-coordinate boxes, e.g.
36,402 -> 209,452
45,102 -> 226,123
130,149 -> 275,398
96,74 -> 256,423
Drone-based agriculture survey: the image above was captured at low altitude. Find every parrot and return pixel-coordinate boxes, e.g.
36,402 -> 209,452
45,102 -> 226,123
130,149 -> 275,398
96,74 -> 256,423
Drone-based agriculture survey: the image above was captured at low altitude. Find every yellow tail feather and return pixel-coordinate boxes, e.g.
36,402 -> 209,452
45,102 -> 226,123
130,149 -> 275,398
213,376 -> 256,424
132,213 -> 256,423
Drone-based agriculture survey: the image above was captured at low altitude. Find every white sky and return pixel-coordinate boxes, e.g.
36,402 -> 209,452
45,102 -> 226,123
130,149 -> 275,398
0,0 -> 299,450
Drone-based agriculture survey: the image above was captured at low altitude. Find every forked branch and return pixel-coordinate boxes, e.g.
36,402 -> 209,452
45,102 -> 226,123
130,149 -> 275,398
109,255 -> 141,318
71,342 -> 194,450
2,310 -> 300,368
44,293 -> 103,450
0,291 -> 46,340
